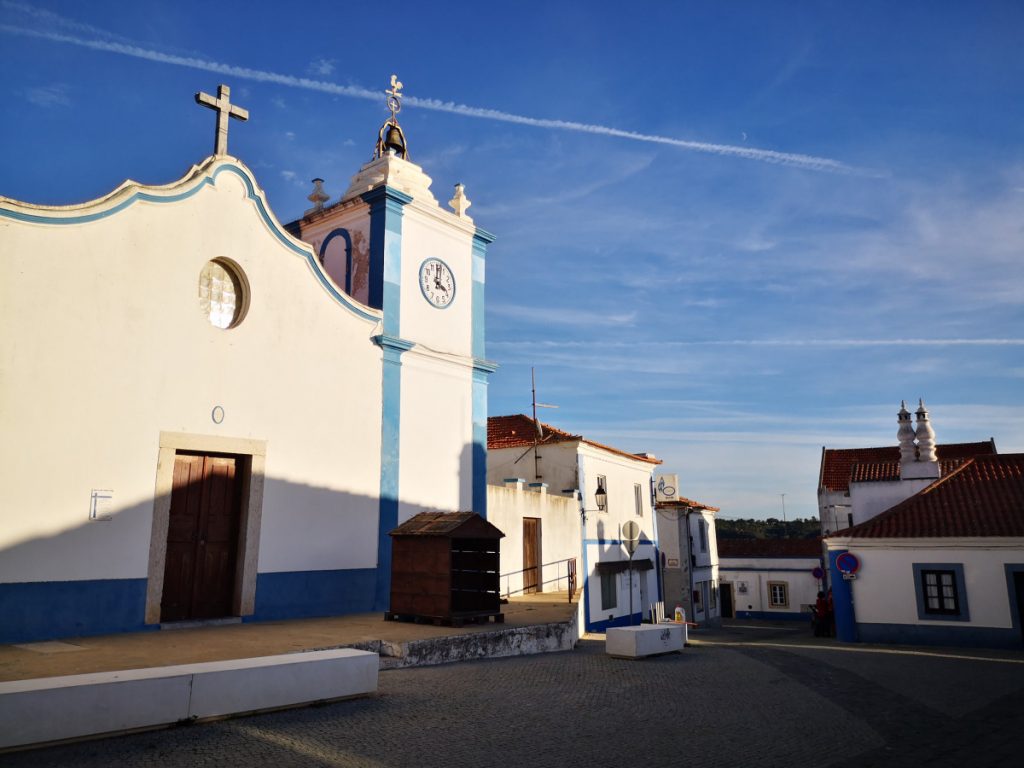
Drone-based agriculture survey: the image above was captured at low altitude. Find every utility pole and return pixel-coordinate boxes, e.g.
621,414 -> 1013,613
780,493 -> 787,535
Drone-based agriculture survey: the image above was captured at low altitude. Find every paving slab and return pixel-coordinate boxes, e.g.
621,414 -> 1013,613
0,592 -> 578,682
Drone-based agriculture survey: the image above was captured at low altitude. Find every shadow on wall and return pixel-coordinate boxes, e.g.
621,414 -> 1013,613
0,439 -> 487,644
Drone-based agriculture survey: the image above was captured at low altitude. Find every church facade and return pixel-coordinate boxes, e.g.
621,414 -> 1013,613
0,83 -> 494,643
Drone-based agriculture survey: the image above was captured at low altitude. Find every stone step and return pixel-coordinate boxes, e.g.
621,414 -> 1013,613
0,648 -> 378,751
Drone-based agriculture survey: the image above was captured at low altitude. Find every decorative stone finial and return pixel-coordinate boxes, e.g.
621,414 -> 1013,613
448,183 -> 472,218
897,400 -> 916,465
915,399 -> 937,463
375,74 -> 409,160
195,84 -> 249,156
306,178 -> 330,214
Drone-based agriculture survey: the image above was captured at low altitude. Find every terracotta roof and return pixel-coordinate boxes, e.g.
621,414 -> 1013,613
717,538 -> 823,558
389,511 -> 505,539
835,454 -> 1024,539
849,457 -> 969,484
656,497 -> 721,512
487,415 -> 661,465
819,440 -> 996,493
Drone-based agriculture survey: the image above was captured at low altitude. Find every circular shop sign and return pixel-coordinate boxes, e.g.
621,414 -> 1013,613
835,552 -> 861,575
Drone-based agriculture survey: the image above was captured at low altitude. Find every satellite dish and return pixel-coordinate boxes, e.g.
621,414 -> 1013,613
622,520 -> 641,556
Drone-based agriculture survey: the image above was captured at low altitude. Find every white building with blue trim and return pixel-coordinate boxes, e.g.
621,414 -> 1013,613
487,415 -> 662,631
823,402 -> 1024,649
0,85 -> 494,643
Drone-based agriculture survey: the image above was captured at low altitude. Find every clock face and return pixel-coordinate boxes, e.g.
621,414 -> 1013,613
419,258 -> 456,308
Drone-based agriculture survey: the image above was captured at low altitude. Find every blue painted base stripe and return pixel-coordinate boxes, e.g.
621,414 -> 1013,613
252,569 -> 379,621
0,579 -> 151,644
855,622 -> 1023,649
587,611 -> 647,633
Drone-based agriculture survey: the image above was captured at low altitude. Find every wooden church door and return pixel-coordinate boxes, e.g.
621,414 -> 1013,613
160,452 -> 243,622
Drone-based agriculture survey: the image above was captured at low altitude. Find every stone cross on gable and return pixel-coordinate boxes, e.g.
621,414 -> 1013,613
195,84 -> 249,156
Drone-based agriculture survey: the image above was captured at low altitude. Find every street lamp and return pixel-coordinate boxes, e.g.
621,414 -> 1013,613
595,484 -> 607,511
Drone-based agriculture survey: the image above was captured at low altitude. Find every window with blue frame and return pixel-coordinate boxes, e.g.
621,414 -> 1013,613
913,563 -> 970,621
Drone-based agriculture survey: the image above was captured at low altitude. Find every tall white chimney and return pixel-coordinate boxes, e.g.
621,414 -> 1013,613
903,399 -> 939,480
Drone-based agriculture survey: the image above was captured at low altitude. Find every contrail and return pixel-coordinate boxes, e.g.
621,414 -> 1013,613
489,338 -> 1024,348
1,20 -> 877,176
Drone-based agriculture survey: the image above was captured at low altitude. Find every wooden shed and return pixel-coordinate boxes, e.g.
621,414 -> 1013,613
386,511 -> 505,626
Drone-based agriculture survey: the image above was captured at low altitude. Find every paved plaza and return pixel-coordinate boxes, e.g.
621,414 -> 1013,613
5,622 -> 1024,767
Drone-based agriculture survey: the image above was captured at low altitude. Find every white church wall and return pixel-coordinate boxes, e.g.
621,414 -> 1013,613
398,353 -> 474,521
0,161 -> 388,640
399,209 -> 475,359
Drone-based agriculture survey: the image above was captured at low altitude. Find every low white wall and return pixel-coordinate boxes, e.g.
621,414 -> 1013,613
487,484 -> 580,597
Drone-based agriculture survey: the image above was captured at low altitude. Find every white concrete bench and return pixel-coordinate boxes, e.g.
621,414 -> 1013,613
0,648 -> 378,750
606,624 -> 685,658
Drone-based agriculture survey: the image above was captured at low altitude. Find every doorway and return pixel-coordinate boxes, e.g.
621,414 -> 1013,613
160,452 -> 244,622
523,517 -> 541,594
721,582 -> 734,619
1014,571 -> 1024,645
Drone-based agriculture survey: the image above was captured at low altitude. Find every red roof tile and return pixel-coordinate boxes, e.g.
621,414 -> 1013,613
849,457 -> 969,484
819,441 -> 996,493
717,538 -> 823,558
487,415 -> 661,465
836,454 -> 1024,539
656,497 -> 721,512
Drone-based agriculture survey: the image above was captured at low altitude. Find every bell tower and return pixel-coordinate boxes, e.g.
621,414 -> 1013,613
285,75 -> 497,609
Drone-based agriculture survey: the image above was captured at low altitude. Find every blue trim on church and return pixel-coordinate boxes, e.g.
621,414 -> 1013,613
0,579 -> 153,644
362,186 -> 412,611
250,568 -> 378,620
0,161 -> 380,322
373,334 -> 414,611
319,228 -> 354,294
362,186 -> 412,332
470,228 -> 496,516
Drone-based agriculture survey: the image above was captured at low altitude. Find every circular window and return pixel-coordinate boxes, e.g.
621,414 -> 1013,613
198,259 -> 248,329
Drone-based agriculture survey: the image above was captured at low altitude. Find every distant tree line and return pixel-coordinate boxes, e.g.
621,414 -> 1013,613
716,517 -> 820,540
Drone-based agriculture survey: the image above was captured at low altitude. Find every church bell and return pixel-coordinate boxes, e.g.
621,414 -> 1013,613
383,123 -> 407,158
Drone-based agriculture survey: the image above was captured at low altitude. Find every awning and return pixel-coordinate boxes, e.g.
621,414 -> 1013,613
594,558 -> 654,575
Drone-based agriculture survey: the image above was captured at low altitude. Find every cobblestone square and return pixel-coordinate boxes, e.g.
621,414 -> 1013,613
7,623 -> 1024,768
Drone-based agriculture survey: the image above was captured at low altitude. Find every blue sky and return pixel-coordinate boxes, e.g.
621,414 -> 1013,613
2,1 -> 1022,521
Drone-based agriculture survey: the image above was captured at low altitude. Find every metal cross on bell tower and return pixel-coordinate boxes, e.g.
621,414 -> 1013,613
375,74 -> 409,160
195,84 -> 249,156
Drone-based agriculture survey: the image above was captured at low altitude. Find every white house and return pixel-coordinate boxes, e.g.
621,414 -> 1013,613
486,481 -> 580,599
717,539 -> 823,621
817,401 -> 995,537
0,83 -> 495,643
655,494 -> 721,626
487,414 -> 662,631
826,453 -> 1024,649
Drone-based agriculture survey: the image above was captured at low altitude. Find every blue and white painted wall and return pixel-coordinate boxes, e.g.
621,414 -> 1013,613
825,539 -> 1024,649
719,553 -> 820,621
0,143 -> 492,642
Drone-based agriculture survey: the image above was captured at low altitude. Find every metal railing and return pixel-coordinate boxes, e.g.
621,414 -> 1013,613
500,557 -> 577,602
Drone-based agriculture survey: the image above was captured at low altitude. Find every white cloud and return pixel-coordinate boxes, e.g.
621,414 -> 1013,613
490,304 -> 637,328
24,83 -> 69,107
308,57 -> 335,76
0,18 -> 873,175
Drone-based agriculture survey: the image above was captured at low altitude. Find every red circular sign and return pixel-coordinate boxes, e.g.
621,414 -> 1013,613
836,552 -> 860,574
